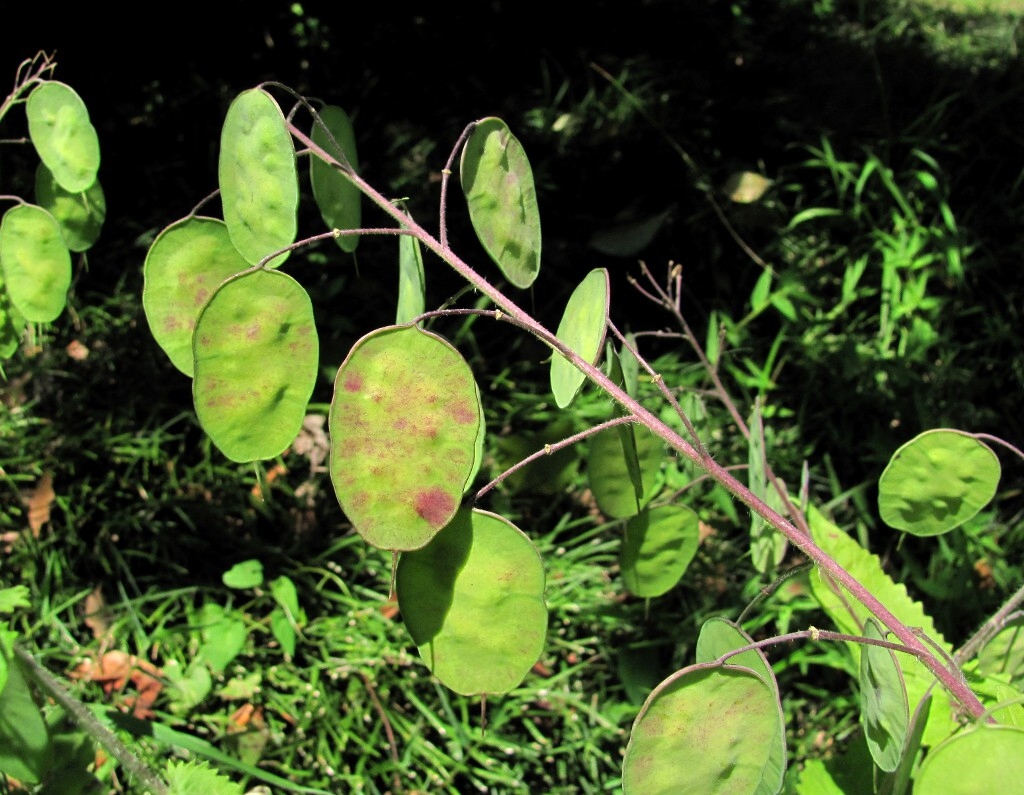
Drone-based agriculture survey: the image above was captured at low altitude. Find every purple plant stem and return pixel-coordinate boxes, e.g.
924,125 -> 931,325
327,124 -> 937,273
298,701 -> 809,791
288,122 -> 988,720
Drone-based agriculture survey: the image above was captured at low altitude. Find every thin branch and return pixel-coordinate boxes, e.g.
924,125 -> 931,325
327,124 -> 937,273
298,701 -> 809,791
606,318 -> 710,461
439,122 -> 479,248
474,415 -> 638,502
286,118 -> 988,720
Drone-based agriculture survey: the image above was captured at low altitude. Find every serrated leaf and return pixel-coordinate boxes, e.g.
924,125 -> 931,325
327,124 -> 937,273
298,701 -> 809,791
621,505 -> 701,598
193,268 -> 319,463
460,117 -> 541,288
165,759 -> 245,795
396,508 -> 547,695
143,216 -> 251,376
310,104 -> 360,253
551,268 -> 609,408
806,504 -> 958,746
0,586 -> 31,614
0,203 -> 71,322
878,430 -> 1000,536
330,325 -> 482,551
221,560 -> 264,589
219,89 -> 298,267
26,81 -> 100,193
860,618 -> 909,772
623,663 -> 784,795
34,163 -> 105,252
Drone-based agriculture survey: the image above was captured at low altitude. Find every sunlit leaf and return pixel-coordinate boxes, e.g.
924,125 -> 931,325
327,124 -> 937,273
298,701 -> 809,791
310,104 -> 360,253
219,88 -> 298,267
621,505 -> 701,598
551,268 -> 609,408
222,560 -> 264,590
396,508 -> 547,695
860,618 -> 909,772
878,429 -> 1000,536
460,117 -> 541,288
806,504 -> 957,746
623,663 -> 784,795
723,171 -> 772,203
193,269 -> 319,463
26,81 -> 100,193
330,325 -> 482,551
0,203 -> 71,322
143,216 -> 251,376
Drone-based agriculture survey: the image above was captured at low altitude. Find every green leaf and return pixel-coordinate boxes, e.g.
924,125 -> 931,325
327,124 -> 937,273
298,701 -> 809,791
26,81 -> 100,193
0,655 -> 52,784
0,624 -> 15,695
0,586 -> 31,614
460,117 -> 541,288
221,560 -> 264,589
193,268 -> 319,463
269,609 -> 296,659
397,214 -> 426,325
396,508 -> 547,696
878,429 -> 1000,536
806,504 -> 958,747
218,88 -> 298,267
310,104 -> 360,253
165,759 -> 245,795
0,203 -> 71,322
34,163 -> 105,252
142,216 -> 251,376
914,724 -> 1024,793
588,424 -> 661,519
623,663 -> 785,795
860,618 -> 910,772
550,268 -> 610,408
196,604 -> 247,674
695,618 -> 787,795
330,325 -> 482,551
621,505 -> 701,598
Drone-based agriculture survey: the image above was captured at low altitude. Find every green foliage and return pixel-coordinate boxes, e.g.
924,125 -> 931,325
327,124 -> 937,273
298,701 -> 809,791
4,9 -> 1024,792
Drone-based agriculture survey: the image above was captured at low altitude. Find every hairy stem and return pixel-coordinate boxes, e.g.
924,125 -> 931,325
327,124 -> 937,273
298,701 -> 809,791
289,122 -> 988,720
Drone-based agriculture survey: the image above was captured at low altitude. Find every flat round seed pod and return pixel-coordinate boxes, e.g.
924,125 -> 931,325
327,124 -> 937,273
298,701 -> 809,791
218,88 -> 298,267
329,325 -> 482,551
310,105 -> 360,253
26,81 -> 100,193
621,504 -> 701,598
396,508 -> 547,695
143,216 -> 251,376
460,117 -> 541,289
192,269 -> 318,463
0,204 -> 71,323
550,268 -> 609,408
